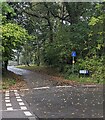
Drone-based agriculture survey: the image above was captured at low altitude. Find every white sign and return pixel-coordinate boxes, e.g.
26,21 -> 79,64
79,70 -> 87,74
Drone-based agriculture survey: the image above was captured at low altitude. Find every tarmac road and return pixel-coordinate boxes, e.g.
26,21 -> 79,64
4,66 -> 104,119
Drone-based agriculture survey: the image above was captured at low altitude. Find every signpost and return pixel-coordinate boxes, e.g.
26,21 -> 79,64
79,70 -> 89,77
71,51 -> 76,74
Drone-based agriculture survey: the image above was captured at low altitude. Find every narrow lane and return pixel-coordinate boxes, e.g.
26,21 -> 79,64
7,66 -> 103,119
8,66 -> 57,89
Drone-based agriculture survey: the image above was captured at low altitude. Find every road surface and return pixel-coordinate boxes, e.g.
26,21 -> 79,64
1,66 -> 104,119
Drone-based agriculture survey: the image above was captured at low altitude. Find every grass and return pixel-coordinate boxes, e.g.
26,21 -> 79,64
65,74 -> 103,84
2,70 -> 16,89
2,78 -> 16,89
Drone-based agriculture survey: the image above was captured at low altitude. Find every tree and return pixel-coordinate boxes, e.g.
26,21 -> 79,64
2,23 -> 30,70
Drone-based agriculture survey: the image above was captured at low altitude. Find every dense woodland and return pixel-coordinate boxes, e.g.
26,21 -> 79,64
1,2 -> 105,82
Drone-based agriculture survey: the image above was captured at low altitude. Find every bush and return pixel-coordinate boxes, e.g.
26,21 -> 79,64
78,56 -> 105,83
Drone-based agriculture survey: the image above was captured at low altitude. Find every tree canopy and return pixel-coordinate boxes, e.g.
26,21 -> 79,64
1,2 -> 105,82
1,2 -> 32,70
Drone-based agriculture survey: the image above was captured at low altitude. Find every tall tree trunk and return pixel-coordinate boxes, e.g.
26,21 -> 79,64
47,11 -> 53,43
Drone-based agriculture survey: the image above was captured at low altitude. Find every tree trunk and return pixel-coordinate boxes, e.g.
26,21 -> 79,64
47,11 -> 53,43
4,60 -> 8,70
17,51 -> 20,65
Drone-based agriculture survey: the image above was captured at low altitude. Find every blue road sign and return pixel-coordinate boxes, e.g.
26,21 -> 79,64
71,51 -> 76,57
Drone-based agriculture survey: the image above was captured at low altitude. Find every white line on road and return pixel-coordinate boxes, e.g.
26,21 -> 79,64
5,97 -> 9,100
5,91 -> 9,93
14,90 -> 18,92
7,107 -> 13,111
13,86 -> 73,92
56,86 -> 72,88
82,85 -> 97,87
17,99 -> 22,102
5,100 -> 10,102
15,94 -> 20,96
24,111 -> 32,116
14,93 -> 19,95
33,86 -> 50,90
16,96 -> 21,99
19,102 -> 25,106
5,94 -> 9,97
20,106 -> 27,110
33,86 -> 73,90
6,103 -> 12,107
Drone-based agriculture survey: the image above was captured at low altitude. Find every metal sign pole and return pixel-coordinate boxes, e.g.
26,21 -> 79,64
72,56 -> 74,74
71,51 -> 76,74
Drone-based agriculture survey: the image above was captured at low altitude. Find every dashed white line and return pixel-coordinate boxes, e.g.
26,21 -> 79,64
20,106 -> 27,110
5,94 -> 9,97
4,89 -> 35,118
33,86 -> 73,90
14,93 -> 19,95
5,91 -> 9,93
6,103 -> 12,107
5,100 -> 10,102
56,86 -> 72,88
15,94 -> 20,96
24,111 -> 32,116
20,89 -> 29,91
16,96 -> 21,99
14,90 -> 18,92
5,97 -> 9,99
17,99 -> 22,102
33,86 -> 50,90
19,102 -> 25,106
82,85 -> 97,87
7,107 -> 13,111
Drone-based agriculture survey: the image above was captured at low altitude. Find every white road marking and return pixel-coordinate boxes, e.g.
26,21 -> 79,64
33,86 -> 73,90
5,100 -> 10,102
14,93 -> 19,95
10,90 -> 14,92
20,106 -> 27,110
7,107 -> 13,111
17,99 -> 22,102
82,85 -> 97,87
56,86 -> 72,88
5,91 -> 9,93
19,102 -> 25,106
33,86 -> 50,90
16,96 -> 21,99
14,90 -> 18,92
5,94 -> 9,97
24,111 -> 32,116
6,103 -> 12,107
5,97 -> 9,99
20,89 -> 29,91
15,94 -> 20,96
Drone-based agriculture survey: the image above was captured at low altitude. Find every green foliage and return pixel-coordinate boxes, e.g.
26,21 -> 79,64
2,23 -> 29,60
43,43 -> 60,66
1,2 -> 16,24
1,22 -> 31,70
78,56 -> 105,82
2,2 -> 104,83
2,78 -> 16,89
